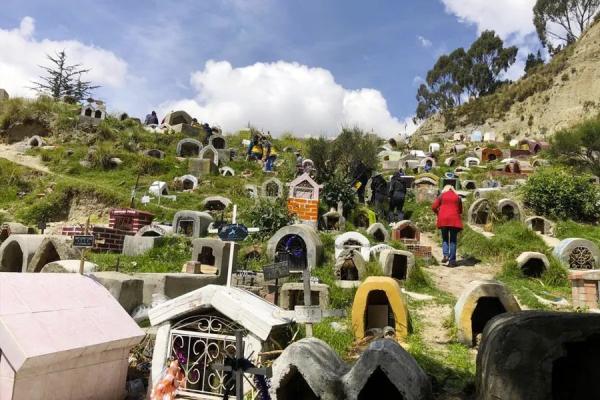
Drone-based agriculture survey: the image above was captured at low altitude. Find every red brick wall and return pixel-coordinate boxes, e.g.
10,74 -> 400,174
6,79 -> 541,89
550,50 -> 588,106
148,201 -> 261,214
287,198 -> 319,223
61,225 -> 132,252
569,271 -> 599,309
109,208 -> 154,233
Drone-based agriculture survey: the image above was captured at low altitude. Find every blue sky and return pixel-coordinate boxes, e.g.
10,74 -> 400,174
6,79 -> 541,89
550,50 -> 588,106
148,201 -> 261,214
0,0 -> 540,136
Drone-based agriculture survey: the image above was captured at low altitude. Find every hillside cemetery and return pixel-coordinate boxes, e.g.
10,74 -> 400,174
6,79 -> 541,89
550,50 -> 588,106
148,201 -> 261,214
0,93 -> 599,400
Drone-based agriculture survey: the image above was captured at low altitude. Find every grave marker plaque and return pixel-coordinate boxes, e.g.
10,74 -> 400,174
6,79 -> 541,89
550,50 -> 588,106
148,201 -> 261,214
263,261 -> 290,281
294,305 -> 323,324
73,235 -> 95,248
263,261 -> 290,305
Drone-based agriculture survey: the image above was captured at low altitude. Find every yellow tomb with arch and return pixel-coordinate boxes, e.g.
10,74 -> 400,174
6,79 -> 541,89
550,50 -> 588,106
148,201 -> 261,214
351,276 -> 410,340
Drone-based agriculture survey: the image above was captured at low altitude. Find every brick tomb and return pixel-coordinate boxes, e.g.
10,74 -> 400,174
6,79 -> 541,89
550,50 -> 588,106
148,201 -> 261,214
569,270 -> 600,310
287,173 -> 322,227
61,208 -> 153,252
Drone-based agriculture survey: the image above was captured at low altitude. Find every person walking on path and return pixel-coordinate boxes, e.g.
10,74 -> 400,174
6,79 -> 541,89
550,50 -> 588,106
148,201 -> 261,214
388,170 -> 407,223
431,185 -> 463,267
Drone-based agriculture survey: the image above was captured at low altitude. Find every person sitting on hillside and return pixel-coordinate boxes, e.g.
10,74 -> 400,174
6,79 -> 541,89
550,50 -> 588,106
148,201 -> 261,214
262,138 -> 278,172
388,170 -> 407,223
144,111 -> 159,125
247,136 -> 264,161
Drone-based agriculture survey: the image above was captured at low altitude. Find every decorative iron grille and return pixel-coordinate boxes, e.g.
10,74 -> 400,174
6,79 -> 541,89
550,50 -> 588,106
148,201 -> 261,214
168,315 -> 257,399
293,181 -> 315,199
569,247 -> 596,270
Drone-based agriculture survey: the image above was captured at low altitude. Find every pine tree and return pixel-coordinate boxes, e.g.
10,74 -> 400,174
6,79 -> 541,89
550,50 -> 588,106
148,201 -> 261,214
31,51 -> 99,101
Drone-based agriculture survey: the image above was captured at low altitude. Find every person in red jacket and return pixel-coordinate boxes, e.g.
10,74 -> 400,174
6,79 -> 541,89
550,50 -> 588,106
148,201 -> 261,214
431,185 -> 463,267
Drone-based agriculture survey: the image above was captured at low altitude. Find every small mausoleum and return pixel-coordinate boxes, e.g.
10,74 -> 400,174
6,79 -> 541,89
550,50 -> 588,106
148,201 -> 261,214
287,172 -> 322,227
0,273 -> 144,400
79,99 -> 106,126
149,285 -> 294,399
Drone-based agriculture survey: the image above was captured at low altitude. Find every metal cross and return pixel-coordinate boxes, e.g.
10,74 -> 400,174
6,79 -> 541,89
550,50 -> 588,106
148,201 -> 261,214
212,329 -> 272,400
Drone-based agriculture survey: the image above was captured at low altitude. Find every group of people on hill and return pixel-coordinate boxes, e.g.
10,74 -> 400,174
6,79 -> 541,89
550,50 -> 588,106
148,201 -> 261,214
246,134 -> 278,172
366,167 -> 463,268
368,170 -> 408,224
144,111 -> 219,144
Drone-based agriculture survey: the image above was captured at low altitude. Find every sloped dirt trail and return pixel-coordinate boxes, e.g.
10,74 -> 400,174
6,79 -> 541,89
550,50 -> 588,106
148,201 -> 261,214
0,143 -> 50,173
410,232 -> 498,368
420,233 -> 496,298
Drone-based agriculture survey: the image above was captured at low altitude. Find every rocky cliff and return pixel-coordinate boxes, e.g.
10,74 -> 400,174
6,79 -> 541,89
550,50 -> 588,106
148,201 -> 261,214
415,20 -> 600,140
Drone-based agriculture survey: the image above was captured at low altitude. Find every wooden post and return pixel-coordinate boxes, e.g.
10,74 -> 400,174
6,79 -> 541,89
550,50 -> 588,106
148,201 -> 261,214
79,217 -> 90,274
303,267 -> 313,337
226,205 -> 237,287
130,172 -> 141,208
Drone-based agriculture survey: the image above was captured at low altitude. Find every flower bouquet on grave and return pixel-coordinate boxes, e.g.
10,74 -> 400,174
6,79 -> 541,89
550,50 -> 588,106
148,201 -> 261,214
150,359 -> 186,400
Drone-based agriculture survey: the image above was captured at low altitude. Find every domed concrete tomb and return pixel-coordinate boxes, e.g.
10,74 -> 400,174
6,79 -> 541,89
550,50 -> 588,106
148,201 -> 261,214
468,198 -> 491,226
497,198 -> 523,221
516,252 -> 549,278
476,311 -> 600,400
200,196 -> 232,212
270,337 -> 349,400
379,249 -> 415,282
172,210 -> 214,238
554,238 -> 600,270
262,177 -> 284,199
343,339 -> 433,400
267,224 -> 324,272
391,220 -> 420,242
454,280 -> 521,347
176,138 -> 202,157
525,216 -> 556,236
335,232 -> 371,261
26,236 -> 80,272
366,223 -> 389,243
351,277 -> 410,341
0,234 -> 45,272
334,249 -> 366,288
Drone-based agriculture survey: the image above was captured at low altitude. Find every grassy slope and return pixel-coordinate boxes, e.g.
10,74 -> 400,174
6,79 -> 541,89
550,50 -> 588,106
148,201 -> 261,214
2,96 -> 600,397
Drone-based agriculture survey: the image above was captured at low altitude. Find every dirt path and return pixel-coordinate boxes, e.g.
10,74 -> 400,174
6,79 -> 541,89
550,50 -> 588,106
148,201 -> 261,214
409,231 -> 498,367
0,143 -> 51,173
420,233 -> 497,298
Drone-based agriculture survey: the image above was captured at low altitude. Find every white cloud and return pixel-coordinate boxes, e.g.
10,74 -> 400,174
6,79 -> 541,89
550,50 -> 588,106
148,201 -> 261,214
417,35 -> 432,48
0,17 -> 127,98
161,60 -> 411,138
440,0 -> 536,40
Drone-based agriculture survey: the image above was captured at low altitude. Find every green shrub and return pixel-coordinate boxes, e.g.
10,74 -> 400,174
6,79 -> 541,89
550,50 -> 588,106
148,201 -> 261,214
243,197 -> 294,240
322,174 -> 357,215
522,168 -> 600,221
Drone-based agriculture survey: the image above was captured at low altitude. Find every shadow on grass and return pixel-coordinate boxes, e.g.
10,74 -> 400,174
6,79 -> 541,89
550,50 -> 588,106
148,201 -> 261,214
410,347 -> 476,399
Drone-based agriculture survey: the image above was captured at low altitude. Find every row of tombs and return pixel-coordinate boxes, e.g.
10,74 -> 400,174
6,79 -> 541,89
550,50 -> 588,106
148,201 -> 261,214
0,201 -> 598,313
1,272 -> 599,399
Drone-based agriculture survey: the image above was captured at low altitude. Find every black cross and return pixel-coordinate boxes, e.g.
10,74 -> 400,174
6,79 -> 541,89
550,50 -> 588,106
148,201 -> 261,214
212,329 -> 272,400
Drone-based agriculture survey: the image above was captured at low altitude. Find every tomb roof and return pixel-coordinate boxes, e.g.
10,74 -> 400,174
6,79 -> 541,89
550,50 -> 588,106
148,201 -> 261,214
149,284 -> 292,340
0,273 -> 143,372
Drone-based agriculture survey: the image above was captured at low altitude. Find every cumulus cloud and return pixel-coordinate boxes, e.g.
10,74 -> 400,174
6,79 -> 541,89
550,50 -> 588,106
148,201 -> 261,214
417,35 -> 433,48
440,0 -> 536,40
161,60 -> 413,138
0,17 -> 127,98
